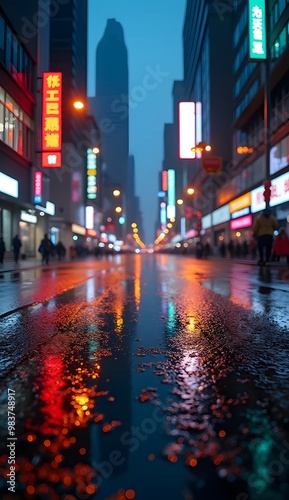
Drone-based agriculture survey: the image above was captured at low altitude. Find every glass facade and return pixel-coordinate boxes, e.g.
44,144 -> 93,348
0,14 -> 34,94
0,86 -> 34,160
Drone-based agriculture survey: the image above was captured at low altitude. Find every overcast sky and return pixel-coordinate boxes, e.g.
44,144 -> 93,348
88,0 -> 186,243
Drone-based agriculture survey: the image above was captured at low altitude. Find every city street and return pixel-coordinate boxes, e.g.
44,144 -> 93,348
0,254 -> 289,500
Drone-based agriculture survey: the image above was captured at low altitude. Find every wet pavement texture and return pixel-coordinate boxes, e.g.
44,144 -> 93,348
0,254 -> 289,500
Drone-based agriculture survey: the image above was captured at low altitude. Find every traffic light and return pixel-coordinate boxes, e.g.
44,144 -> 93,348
263,180 -> 271,203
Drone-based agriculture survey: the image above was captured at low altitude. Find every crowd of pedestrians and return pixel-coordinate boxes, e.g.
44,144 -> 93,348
1,212 -> 289,267
218,209 -> 289,266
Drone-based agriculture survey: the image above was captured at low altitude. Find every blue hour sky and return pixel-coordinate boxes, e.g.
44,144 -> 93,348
88,0 -> 186,244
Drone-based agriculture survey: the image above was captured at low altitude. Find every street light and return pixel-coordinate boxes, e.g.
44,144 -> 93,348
186,187 -> 195,196
113,189 -> 121,197
236,146 -> 254,154
73,100 -> 85,110
191,141 -> 212,153
115,206 -> 122,213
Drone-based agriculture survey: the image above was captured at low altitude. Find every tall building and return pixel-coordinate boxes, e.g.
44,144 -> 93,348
182,0 -> 234,218
230,0 -> 289,230
168,0 -> 289,251
160,0 -> 234,243
48,0 -> 101,251
0,1 -> 39,258
0,1 -> 101,260
94,18 -> 129,239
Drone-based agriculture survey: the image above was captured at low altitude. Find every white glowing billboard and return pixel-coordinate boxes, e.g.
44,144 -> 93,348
178,102 -> 202,159
167,169 -> 176,219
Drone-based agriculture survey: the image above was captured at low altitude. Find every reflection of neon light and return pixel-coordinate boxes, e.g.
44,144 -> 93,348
166,302 -> 176,336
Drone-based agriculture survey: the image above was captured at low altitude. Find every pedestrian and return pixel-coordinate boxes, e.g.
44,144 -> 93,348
227,239 -> 235,258
55,241 -> 66,260
248,234 -> 257,259
219,241 -> 226,257
0,236 -> 6,264
39,234 -> 53,265
252,208 -> 279,266
12,234 -> 22,263
271,228 -> 289,266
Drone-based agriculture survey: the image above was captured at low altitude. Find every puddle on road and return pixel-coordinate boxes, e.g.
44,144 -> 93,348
0,257 -> 289,499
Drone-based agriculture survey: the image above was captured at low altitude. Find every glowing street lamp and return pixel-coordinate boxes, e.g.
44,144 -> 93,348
115,206 -> 122,213
177,198 -> 184,205
92,147 -> 100,154
191,141 -> 212,153
187,188 -> 195,196
236,146 -> 253,154
73,100 -> 85,110
113,189 -> 121,197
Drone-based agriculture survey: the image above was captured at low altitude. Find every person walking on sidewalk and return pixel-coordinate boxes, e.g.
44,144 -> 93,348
12,234 -> 22,264
271,227 -> 289,266
252,208 -> 278,266
0,236 -> 6,264
39,234 -> 53,265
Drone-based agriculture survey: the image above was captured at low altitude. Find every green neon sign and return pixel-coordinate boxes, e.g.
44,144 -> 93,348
248,0 -> 267,60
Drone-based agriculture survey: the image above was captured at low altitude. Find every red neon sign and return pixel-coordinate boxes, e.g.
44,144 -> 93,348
34,171 -> 42,203
162,170 -> 168,192
42,72 -> 62,167
230,214 -> 252,230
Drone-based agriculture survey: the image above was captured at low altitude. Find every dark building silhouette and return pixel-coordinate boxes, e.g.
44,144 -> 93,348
94,18 -> 130,238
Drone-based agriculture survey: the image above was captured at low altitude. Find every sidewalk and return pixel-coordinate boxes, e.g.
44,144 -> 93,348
1,254 -> 288,274
0,257 -> 72,273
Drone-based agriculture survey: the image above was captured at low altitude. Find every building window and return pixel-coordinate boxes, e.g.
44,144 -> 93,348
0,15 -> 34,95
0,86 -> 33,160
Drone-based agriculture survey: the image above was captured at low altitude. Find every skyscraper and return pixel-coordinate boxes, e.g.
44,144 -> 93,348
94,18 -> 129,236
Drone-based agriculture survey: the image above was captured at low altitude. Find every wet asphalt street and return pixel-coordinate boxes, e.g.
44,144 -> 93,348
0,254 -> 289,500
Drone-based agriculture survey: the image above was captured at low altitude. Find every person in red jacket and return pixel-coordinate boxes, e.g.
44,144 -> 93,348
272,228 -> 289,265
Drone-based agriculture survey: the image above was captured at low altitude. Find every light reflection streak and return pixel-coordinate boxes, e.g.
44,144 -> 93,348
85,277 -> 96,302
134,255 -> 141,310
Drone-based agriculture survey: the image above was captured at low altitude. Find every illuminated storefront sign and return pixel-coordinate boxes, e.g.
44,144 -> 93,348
251,171 -> 289,212
212,204 -> 230,226
86,149 -> 97,199
161,170 -> 168,192
202,214 -> 212,229
0,172 -> 18,198
248,0 -> 267,60
21,211 -> 37,224
34,171 -> 42,204
167,169 -> 176,219
160,202 -> 166,228
230,214 -> 253,230
229,192 -> 251,213
42,72 -> 62,168
35,201 -> 55,215
179,102 -> 202,159
231,207 -> 250,219
71,223 -> 86,235
85,206 -> 94,229
86,229 -> 97,237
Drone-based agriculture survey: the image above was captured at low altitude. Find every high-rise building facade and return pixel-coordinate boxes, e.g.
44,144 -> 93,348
0,1 -> 101,259
160,0 -> 234,243
48,0 -> 101,251
168,0 -> 289,250
94,18 -> 129,239
0,1 -> 39,258
229,0 -> 289,231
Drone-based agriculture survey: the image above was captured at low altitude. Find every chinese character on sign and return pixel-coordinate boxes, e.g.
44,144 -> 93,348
248,0 -> 266,60
42,72 -> 62,167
